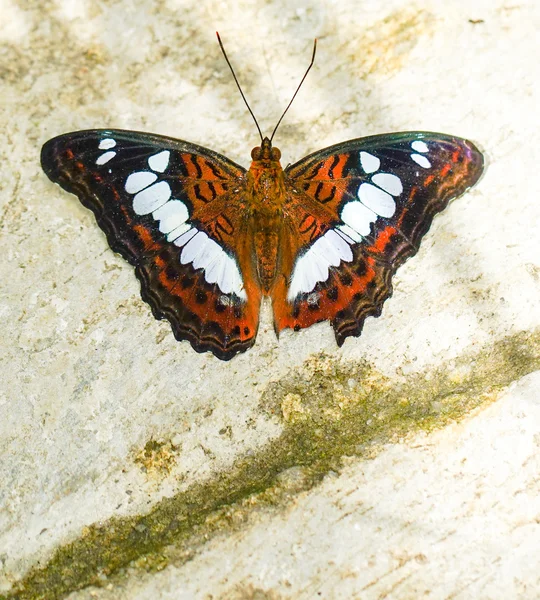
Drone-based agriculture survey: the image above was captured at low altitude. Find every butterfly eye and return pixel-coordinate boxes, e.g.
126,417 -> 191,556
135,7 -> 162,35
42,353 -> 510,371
251,146 -> 262,160
271,147 -> 281,161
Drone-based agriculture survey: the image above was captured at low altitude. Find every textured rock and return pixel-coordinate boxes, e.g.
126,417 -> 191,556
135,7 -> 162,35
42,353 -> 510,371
1,0 -> 539,598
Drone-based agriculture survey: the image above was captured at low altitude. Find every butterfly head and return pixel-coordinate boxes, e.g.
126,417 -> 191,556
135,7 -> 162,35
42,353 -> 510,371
251,137 -> 281,163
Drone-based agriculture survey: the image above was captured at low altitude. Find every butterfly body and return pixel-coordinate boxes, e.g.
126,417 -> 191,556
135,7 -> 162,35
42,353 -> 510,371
246,138 -> 288,293
41,127 -> 483,360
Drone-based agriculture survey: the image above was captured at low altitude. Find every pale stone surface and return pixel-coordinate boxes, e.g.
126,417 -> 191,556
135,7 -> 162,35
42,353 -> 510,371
71,371 -> 540,599
0,0 -> 539,598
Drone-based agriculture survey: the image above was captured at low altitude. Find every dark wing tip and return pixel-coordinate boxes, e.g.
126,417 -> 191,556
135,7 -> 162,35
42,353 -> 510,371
463,137 -> 486,188
40,136 -> 61,181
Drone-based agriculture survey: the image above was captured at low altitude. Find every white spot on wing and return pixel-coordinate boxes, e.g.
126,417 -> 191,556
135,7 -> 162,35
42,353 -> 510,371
219,260 -> 243,296
310,254 -> 329,284
204,253 -> 227,286
192,236 -> 222,271
371,173 -> 403,196
152,200 -> 189,234
166,222 -> 191,242
179,232 -> 246,299
360,152 -> 380,173
133,181 -> 171,214
96,151 -> 116,165
287,229 -> 355,301
148,151 -> 170,173
341,200 -> 377,236
181,231 -> 208,265
323,230 -> 353,263
99,138 -> 116,150
412,140 -> 428,153
306,292 -> 320,306
411,153 -> 431,168
173,228 -> 197,247
125,171 -> 157,194
358,183 -> 396,218
337,224 -> 362,243
311,234 -> 342,268
218,294 -> 233,307
289,260 -> 309,301
288,257 -> 326,301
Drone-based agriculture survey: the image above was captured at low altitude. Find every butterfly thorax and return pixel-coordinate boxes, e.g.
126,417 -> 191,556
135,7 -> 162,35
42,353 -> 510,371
247,138 -> 287,293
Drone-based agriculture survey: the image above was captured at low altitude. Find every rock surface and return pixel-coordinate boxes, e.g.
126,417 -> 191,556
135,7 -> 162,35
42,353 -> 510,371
1,0 -> 539,598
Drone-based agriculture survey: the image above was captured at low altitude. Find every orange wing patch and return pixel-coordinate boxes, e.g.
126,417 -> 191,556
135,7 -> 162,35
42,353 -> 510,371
285,153 -> 356,225
138,248 -> 260,357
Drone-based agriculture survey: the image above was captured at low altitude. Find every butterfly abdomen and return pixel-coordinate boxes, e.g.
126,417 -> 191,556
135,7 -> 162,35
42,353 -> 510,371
253,225 -> 281,293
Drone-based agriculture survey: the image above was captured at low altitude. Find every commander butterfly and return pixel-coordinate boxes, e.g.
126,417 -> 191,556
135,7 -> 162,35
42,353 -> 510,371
41,35 -> 484,360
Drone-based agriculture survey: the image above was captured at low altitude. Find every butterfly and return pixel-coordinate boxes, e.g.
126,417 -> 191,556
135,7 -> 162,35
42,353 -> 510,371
40,36 -> 484,361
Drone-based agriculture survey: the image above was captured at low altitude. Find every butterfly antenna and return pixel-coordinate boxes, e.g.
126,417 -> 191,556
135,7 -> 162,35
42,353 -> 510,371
270,39 -> 317,143
217,32 -> 264,143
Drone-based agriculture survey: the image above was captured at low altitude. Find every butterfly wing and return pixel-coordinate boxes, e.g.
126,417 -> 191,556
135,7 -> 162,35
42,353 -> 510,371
273,132 -> 484,345
41,129 -> 261,360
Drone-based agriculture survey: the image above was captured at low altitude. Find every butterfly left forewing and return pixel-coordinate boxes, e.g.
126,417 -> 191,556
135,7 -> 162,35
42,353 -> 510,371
41,129 -> 261,360
274,132 -> 484,345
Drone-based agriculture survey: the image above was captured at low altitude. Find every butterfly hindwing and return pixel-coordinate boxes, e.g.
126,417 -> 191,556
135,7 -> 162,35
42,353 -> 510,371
41,129 -> 261,360
274,132 -> 484,344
